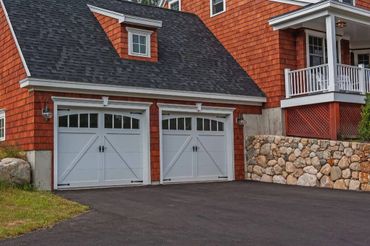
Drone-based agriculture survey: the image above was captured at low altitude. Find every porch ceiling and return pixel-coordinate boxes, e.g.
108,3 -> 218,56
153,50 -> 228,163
269,0 -> 370,31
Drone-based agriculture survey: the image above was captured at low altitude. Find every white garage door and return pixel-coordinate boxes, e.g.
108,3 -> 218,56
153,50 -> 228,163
162,114 -> 228,183
57,108 -> 144,189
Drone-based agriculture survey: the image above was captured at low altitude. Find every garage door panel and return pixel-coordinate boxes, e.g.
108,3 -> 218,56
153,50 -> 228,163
162,114 -> 229,183
104,133 -> 142,152
104,153 -> 142,180
163,149 -> 194,179
58,132 -> 100,185
104,134 -> 143,182
197,151 -> 226,177
57,109 -> 146,189
162,133 -> 194,180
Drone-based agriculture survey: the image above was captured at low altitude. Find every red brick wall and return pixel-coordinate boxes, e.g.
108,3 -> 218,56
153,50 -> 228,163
93,13 -> 158,62
33,91 -> 261,181
0,6 -> 35,150
174,0 -> 299,108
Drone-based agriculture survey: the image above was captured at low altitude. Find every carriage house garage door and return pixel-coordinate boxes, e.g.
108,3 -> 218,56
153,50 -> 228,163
160,107 -> 235,183
55,104 -> 149,190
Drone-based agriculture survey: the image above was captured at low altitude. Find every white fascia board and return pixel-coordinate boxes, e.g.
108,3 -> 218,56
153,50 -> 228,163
270,0 -> 312,7
281,92 -> 366,108
20,78 -> 266,106
88,5 -> 162,28
0,0 -> 31,77
269,0 -> 370,30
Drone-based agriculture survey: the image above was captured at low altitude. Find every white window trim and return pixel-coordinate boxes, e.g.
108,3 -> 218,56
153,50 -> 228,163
353,49 -> 370,65
0,110 -> 5,141
305,29 -> 342,67
126,27 -> 153,58
210,0 -> 226,17
168,0 -> 181,11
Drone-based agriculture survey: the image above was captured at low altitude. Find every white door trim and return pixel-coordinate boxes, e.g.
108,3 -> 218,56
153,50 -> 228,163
158,103 -> 235,184
52,96 -> 152,190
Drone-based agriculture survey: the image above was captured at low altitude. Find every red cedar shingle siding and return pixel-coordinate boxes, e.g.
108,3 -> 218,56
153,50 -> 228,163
93,13 -> 158,62
178,0 -> 300,108
0,6 -> 35,150
357,0 -> 370,10
177,0 -> 369,108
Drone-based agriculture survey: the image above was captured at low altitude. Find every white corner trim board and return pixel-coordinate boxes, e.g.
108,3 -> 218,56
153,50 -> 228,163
88,4 -> 163,28
0,0 -> 31,77
20,78 -> 266,106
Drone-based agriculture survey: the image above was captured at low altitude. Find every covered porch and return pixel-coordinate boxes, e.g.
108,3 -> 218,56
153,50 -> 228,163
269,0 -> 370,103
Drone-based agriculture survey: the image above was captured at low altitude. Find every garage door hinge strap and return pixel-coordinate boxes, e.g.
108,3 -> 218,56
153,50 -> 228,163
163,178 -> 171,181
131,180 -> 143,183
57,183 -> 70,187
218,176 -> 228,179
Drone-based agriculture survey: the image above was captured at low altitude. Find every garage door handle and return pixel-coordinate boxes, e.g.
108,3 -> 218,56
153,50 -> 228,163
192,146 -> 198,152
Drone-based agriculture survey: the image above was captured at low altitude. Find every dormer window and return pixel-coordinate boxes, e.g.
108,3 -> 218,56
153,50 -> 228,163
127,27 -> 152,58
210,0 -> 226,17
169,0 -> 181,11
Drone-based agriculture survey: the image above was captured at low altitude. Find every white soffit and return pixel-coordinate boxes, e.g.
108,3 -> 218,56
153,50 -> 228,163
269,0 -> 370,30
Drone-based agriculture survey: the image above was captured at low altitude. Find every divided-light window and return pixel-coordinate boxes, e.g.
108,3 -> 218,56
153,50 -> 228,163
169,0 -> 181,11
127,27 -> 152,58
211,0 -> 226,17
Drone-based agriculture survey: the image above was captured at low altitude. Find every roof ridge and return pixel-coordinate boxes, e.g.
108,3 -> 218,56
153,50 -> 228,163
109,0 -> 197,16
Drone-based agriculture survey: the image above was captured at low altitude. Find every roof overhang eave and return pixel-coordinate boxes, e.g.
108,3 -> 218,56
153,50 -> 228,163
87,4 -> 163,28
269,0 -> 370,30
20,78 -> 267,106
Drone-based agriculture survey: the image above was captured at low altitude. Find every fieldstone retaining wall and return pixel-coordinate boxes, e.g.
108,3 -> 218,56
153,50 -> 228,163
245,136 -> 370,191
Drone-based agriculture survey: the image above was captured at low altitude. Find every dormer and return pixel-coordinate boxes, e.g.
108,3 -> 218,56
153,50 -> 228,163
88,5 -> 162,62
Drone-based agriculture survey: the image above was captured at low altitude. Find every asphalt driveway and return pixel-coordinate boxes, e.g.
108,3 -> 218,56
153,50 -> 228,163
1,181 -> 370,246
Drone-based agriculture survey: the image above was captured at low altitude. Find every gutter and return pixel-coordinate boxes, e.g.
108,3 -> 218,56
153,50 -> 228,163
20,78 -> 266,106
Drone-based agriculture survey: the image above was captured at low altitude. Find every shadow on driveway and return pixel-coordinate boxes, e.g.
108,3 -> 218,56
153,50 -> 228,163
1,181 -> 370,246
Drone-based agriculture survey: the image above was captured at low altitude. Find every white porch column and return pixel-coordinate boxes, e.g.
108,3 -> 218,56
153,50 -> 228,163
326,15 -> 337,92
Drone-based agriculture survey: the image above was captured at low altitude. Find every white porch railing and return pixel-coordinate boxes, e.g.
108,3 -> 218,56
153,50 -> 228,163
366,68 -> 370,93
285,64 -> 329,97
285,64 -> 369,98
336,64 -> 361,92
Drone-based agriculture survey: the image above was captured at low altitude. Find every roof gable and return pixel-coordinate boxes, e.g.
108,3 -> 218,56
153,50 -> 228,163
3,0 -> 265,99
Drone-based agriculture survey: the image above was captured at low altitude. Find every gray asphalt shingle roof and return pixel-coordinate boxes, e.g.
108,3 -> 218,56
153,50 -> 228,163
3,0 -> 265,98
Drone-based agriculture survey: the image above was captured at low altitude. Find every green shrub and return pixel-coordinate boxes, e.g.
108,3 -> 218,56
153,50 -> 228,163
0,143 -> 26,160
359,94 -> 370,141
